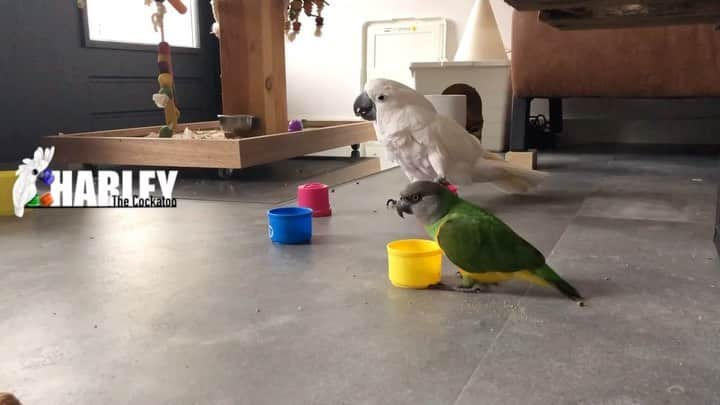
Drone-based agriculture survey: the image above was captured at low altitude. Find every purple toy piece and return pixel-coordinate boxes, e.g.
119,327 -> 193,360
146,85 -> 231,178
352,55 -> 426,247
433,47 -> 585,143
39,169 -> 54,186
288,119 -> 304,132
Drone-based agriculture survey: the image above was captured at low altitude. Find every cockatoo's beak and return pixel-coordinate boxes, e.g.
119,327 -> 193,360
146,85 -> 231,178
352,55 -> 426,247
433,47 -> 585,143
353,92 -> 376,121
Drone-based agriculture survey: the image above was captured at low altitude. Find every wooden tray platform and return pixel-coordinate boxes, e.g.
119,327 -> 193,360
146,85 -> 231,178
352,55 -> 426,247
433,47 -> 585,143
42,121 -> 376,170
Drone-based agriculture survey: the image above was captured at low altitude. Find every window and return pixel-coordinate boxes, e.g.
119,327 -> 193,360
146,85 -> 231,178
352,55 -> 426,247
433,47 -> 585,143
84,0 -> 199,49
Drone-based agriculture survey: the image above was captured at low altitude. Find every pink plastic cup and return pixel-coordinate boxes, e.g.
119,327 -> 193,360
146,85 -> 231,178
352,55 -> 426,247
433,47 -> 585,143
297,183 -> 332,217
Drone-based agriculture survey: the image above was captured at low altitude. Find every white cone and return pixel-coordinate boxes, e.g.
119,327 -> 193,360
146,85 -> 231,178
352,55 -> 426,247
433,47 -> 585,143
454,0 -> 507,61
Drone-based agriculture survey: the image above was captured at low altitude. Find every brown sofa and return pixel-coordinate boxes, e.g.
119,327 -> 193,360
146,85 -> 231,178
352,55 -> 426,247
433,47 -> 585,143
509,11 -> 720,151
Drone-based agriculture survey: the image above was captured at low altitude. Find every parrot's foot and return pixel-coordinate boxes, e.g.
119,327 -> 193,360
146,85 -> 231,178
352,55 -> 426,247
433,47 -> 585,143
452,284 -> 490,293
427,282 -> 490,293
427,282 -> 455,291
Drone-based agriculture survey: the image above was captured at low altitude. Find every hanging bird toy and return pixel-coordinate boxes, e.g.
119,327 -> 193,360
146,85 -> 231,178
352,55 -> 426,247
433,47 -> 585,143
146,0 -> 186,138
285,0 -> 329,41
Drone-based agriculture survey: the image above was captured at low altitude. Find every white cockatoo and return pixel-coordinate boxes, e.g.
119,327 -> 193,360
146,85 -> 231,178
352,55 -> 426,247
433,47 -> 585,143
12,146 -> 54,218
353,78 -> 547,193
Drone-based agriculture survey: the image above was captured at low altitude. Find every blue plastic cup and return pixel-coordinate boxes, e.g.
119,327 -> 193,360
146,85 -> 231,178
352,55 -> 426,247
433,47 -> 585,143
267,207 -> 313,244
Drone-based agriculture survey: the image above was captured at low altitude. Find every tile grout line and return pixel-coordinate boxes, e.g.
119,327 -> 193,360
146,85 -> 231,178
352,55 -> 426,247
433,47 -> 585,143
451,158 -> 610,405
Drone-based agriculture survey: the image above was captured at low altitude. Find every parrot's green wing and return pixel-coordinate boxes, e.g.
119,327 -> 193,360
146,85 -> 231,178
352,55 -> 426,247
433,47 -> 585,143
436,212 -> 546,273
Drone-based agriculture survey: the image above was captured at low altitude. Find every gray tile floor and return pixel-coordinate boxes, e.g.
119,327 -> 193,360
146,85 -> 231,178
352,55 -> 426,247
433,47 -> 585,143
1,149 -> 719,405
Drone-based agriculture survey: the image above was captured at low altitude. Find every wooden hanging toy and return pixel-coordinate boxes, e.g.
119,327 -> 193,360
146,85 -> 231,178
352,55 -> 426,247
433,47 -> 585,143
285,0 -> 329,41
146,0 -> 186,138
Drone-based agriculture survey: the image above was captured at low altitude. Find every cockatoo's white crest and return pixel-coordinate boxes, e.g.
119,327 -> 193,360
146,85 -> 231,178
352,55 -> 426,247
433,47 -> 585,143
12,146 -> 55,218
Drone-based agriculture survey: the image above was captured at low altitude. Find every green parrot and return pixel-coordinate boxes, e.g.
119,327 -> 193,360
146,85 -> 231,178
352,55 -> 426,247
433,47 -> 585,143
388,181 -> 582,301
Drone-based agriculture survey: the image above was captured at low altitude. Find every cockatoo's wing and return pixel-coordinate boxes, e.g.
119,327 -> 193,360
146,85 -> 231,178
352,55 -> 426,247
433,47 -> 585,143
12,175 -> 37,218
398,115 -> 484,184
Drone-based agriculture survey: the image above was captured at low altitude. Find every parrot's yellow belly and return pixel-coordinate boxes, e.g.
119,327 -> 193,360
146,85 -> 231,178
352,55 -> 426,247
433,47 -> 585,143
459,269 -> 551,287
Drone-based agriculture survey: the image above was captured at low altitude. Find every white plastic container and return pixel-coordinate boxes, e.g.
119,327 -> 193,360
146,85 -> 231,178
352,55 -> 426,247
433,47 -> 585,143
424,94 -> 467,127
411,60 -> 511,152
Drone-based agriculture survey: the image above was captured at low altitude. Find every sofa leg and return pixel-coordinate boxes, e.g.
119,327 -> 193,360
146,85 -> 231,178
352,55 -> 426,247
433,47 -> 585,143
510,97 -> 532,151
549,97 -> 563,133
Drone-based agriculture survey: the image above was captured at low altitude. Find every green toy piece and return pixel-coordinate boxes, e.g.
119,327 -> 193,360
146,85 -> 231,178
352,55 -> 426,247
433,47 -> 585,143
26,194 -> 40,207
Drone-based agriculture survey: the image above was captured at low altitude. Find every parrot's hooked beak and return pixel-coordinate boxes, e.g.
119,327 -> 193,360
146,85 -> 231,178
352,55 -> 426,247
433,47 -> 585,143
387,197 -> 412,218
353,92 -> 376,121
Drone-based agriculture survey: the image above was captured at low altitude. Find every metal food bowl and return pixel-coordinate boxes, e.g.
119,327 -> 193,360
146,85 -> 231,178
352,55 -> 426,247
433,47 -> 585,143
218,114 -> 257,138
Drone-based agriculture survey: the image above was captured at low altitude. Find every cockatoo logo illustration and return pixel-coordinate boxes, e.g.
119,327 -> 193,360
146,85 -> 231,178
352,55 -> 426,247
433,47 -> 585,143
12,146 -> 55,218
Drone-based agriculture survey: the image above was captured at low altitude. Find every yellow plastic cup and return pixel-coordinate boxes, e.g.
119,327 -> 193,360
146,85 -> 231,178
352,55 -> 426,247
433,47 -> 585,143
387,239 -> 443,289
0,171 -> 17,216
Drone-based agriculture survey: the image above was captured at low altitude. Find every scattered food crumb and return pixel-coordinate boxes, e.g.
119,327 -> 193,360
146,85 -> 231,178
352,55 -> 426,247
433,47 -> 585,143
364,301 -> 368,305
355,182 -> 360,185
89,236 -> 95,239
94,325 -> 98,328
255,308 -> 261,313
604,277 -> 611,281
577,301 -> 585,307
52,312 -> 56,316
372,210 -> 377,213
667,385 -> 685,394
331,189 -> 335,193
297,306 -> 303,311
352,274 -> 357,278
691,178 -> 703,182
185,365 -> 189,369
698,315 -> 703,321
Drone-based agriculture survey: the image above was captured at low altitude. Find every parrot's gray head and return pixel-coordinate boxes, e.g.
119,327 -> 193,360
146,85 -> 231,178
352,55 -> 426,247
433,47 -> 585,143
353,78 -> 434,122
390,181 -> 455,225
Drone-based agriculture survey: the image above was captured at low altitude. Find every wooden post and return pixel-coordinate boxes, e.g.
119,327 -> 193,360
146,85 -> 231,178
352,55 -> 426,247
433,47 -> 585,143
216,0 -> 288,135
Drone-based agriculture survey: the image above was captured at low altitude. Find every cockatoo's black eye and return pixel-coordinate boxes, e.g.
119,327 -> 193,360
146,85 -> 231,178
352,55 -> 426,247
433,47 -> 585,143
377,95 -> 386,102
32,169 -> 38,176
411,194 -> 421,202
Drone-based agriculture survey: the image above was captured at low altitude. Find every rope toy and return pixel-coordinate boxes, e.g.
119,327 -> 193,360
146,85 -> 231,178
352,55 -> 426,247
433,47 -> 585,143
146,0 -> 186,138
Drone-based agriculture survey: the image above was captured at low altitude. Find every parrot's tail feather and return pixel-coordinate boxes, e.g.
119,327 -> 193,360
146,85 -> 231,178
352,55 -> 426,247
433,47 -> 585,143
533,264 -> 583,301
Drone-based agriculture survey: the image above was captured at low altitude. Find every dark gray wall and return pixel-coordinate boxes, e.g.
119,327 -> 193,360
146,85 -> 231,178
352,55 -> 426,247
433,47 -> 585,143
0,0 -> 221,163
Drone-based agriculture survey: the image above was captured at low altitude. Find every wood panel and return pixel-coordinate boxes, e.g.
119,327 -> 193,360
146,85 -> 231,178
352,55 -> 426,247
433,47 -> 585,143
505,0 -> 720,29
46,136 -> 242,168
216,0 -> 288,135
